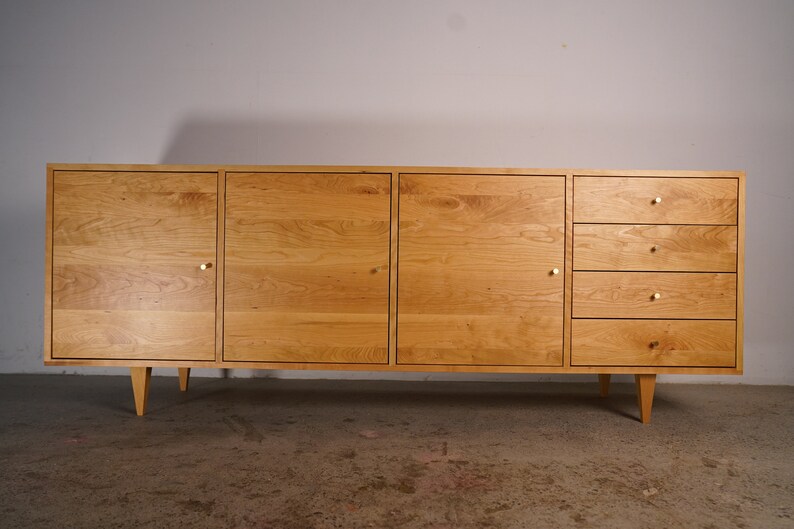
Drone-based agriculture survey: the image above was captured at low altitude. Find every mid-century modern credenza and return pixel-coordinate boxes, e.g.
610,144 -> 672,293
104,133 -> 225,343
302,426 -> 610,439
44,164 -> 745,423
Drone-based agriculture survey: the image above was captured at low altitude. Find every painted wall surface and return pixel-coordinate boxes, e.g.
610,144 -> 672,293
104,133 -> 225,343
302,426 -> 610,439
1,1 -> 792,383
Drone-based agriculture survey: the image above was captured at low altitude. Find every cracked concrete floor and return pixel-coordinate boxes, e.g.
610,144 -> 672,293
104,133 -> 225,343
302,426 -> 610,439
0,375 -> 792,528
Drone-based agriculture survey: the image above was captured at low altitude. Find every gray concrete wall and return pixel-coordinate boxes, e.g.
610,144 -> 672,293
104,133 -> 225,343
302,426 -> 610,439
1,0 -> 792,383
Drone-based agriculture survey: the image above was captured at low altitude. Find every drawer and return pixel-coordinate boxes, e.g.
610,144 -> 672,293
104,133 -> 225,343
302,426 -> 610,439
573,272 -> 736,319
574,177 -> 738,224
571,319 -> 736,367
573,225 -> 737,272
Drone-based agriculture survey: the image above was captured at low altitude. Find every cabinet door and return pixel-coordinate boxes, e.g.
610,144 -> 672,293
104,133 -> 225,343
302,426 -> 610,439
224,172 -> 391,363
50,171 -> 218,360
398,174 -> 565,365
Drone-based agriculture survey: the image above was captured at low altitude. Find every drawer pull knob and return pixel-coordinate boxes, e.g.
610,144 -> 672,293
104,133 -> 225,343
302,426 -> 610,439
552,268 -> 560,275
199,263 -> 212,270
651,245 -> 660,252
653,196 -> 662,204
652,292 -> 661,300
650,340 -> 660,349
374,265 -> 383,273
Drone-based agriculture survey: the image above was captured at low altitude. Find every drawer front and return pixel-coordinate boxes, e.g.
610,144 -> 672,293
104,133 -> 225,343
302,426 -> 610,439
571,319 -> 736,367
573,224 -> 737,272
574,177 -> 738,224
573,272 -> 736,319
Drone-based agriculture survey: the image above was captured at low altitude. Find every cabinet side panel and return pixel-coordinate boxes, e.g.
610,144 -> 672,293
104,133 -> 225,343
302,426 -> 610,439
44,167 -> 54,362
563,174 -> 573,367
736,174 -> 745,372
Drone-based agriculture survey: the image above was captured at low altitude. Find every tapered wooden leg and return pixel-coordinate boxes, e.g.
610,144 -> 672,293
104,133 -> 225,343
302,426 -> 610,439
598,374 -> 611,398
634,374 -> 657,424
178,368 -> 191,392
130,367 -> 152,416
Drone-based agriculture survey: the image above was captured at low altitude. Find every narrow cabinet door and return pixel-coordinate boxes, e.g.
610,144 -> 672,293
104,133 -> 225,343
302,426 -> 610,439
398,174 -> 565,366
50,171 -> 218,360
224,172 -> 391,364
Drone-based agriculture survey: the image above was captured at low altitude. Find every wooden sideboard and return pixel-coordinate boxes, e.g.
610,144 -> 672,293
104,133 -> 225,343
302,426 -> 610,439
44,164 -> 745,423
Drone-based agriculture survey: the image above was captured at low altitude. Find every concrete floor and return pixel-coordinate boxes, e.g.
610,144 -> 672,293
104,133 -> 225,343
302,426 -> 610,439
0,375 -> 792,529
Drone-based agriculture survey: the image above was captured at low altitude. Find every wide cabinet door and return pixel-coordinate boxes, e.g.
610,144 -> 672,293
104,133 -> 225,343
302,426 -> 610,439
224,172 -> 391,363
398,174 -> 565,366
50,171 -> 218,360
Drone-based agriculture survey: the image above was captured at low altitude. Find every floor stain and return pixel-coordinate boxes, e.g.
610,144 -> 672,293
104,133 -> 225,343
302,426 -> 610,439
223,415 -> 264,443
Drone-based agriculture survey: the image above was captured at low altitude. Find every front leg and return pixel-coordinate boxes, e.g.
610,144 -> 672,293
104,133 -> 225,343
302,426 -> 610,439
634,374 -> 657,424
130,367 -> 152,416
178,368 -> 191,392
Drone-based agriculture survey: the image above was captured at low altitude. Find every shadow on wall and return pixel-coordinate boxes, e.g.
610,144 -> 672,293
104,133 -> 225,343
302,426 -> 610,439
158,115 -> 550,167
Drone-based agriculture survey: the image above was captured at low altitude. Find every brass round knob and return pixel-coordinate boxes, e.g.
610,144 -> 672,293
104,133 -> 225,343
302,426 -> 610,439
650,340 -> 660,349
652,292 -> 661,300
552,268 -> 560,275
653,196 -> 662,204
199,263 -> 212,270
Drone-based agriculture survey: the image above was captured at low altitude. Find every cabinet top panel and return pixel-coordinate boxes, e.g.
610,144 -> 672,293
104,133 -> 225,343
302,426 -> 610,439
47,164 -> 745,179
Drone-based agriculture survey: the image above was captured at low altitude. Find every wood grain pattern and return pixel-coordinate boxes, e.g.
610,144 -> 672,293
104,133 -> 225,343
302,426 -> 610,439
53,265 -> 215,311
573,225 -> 737,272
574,177 -> 738,224
52,310 -> 215,360
226,172 -> 390,222
223,312 -> 387,363
398,270 -> 562,315
397,314 -> 562,366
398,222 -> 562,271
573,272 -> 736,319
571,320 -> 736,367
225,264 -> 388,313
54,186 -> 216,220
50,171 -> 217,361
397,174 -> 565,366
400,174 -> 563,226
224,172 -> 391,363
226,220 -> 389,265
53,171 -> 217,192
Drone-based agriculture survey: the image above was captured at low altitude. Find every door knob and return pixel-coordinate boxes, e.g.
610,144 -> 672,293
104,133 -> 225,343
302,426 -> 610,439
200,263 -> 212,270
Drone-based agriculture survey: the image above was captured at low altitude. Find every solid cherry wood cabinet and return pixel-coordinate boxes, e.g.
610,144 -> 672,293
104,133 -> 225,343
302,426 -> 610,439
44,165 -> 745,424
